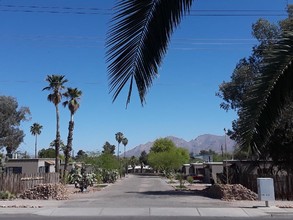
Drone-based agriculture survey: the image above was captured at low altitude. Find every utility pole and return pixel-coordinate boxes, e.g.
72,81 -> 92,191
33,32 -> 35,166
224,128 -> 229,184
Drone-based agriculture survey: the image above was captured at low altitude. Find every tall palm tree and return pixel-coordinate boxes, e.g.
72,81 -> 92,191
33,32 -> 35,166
62,87 -> 82,177
115,132 -> 124,159
43,74 -> 68,172
30,123 -> 43,158
122,137 -> 128,159
122,137 -> 128,174
106,0 -> 193,106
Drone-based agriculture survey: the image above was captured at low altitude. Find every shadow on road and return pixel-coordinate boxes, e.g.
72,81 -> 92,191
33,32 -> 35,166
125,190 -> 209,197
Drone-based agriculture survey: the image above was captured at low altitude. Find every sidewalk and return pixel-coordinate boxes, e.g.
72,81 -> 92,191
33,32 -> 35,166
1,199 -> 293,217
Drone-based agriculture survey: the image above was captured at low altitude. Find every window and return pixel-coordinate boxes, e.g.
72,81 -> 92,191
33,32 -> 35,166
6,167 -> 22,174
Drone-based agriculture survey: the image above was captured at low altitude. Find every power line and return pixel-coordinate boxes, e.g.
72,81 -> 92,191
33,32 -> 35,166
0,4 -> 288,17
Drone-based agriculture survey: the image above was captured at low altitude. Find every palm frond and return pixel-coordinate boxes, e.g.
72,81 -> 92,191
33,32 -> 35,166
106,0 -> 193,106
238,31 -> 293,154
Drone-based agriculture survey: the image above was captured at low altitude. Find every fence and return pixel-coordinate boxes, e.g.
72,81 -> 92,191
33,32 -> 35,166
239,174 -> 293,200
0,173 -> 60,195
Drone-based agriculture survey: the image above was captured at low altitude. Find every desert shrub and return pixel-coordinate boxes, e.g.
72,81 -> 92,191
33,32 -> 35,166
187,176 -> 194,184
176,173 -> 185,188
0,191 -> 15,200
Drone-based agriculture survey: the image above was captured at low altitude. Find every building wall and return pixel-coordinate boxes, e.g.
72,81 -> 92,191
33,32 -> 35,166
5,159 -> 55,174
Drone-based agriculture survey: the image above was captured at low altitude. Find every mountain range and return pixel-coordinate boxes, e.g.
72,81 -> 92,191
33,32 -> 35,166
125,134 -> 236,157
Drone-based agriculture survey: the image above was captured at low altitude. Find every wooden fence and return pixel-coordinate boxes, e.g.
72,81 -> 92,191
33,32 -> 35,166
238,174 -> 293,200
0,173 -> 60,195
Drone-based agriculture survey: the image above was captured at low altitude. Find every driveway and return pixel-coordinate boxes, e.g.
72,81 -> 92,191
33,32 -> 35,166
61,174 -> 231,208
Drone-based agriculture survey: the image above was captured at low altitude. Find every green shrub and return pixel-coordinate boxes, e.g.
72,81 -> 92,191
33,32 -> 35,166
187,176 -> 194,184
176,173 -> 185,188
0,191 -> 15,200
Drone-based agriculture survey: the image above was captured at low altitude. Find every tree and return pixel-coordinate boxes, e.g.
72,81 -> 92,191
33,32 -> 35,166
129,156 -> 138,173
75,150 -> 88,161
102,141 -> 116,155
217,8 -> 293,159
237,8 -> 293,155
96,153 -> 119,170
43,74 -> 68,172
139,150 -> 148,173
62,87 -> 82,176
267,109 -> 293,173
122,137 -> 128,158
150,138 -> 176,153
106,0 -> 193,106
115,132 -> 124,159
30,123 -> 43,158
0,96 -> 30,157
39,148 -> 55,158
216,18 -> 280,143
148,145 -> 189,175
148,138 -> 189,175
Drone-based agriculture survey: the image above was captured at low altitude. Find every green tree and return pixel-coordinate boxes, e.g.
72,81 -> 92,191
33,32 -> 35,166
150,138 -> 176,153
148,138 -> 189,175
115,132 -> 124,159
106,0 -> 193,105
62,87 -> 82,176
217,8 -> 293,160
129,156 -> 138,172
139,150 -> 148,173
148,147 -> 189,175
216,17 -> 280,143
30,123 -> 43,158
0,96 -> 30,157
43,74 -> 68,172
102,141 -> 116,155
75,149 -> 88,161
98,153 -> 119,170
199,149 -> 216,156
39,148 -> 55,158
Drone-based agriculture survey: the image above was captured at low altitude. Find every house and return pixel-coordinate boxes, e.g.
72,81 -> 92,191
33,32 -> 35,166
5,158 -> 55,174
182,161 -> 230,184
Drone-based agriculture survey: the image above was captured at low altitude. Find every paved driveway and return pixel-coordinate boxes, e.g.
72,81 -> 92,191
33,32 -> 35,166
61,174 -> 231,208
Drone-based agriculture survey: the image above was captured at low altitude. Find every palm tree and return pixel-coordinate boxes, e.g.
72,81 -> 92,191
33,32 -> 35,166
43,74 -> 68,172
106,0 -> 193,106
122,137 -> 128,174
122,137 -> 128,159
238,31 -> 293,155
30,123 -> 43,158
115,132 -> 124,159
62,87 -> 82,177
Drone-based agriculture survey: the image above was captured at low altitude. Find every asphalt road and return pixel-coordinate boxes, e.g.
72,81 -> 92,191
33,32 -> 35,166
1,174 -> 293,219
0,215 -> 292,220
61,174 -> 229,208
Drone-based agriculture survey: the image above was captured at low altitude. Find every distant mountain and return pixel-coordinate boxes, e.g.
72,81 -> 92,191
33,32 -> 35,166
125,134 -> 236,157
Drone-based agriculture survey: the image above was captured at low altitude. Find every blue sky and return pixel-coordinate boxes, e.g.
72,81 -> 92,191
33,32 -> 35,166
0,0 -> 290,156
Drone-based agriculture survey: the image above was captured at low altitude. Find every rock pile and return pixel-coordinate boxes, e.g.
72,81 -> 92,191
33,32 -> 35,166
19,184 -> 69,200
203,184 -> 258,201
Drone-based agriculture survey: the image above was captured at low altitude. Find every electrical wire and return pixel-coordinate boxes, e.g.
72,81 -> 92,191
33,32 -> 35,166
0,4 -> 288,16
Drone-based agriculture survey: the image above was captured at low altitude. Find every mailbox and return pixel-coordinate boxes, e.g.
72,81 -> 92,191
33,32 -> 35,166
257,178 -> 275,204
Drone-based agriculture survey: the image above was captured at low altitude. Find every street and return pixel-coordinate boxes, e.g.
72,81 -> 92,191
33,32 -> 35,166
61,174 -> 230,208
0,215 -> 292,220
0,174 -> 293,219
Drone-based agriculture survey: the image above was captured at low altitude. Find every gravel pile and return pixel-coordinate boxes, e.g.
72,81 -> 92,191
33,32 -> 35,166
19,183 -> 69,200
203,184 -> 258,201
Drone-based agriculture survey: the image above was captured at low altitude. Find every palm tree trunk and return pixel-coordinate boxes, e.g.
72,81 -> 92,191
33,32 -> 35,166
35,135 -> 38,158
55,105 -> 60,173
64,120 -> 74,180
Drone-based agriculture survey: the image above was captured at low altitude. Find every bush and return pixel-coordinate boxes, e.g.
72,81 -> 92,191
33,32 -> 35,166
0,191 -> 15,200
187,176 -> 194,184
100,169 -> 119,183
176,173 -> 185,188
